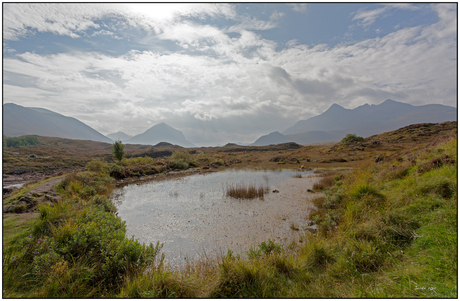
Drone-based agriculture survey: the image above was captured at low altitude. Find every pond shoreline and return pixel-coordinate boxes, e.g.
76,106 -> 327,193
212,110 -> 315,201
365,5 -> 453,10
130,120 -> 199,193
112,168 -> 323,268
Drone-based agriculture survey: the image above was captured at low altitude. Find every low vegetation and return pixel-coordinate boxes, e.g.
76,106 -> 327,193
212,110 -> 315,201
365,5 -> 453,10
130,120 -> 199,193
3,135 -> 41,148
226,183 -> 269,199
2,122 -> 457,297
341,133 -> 364,143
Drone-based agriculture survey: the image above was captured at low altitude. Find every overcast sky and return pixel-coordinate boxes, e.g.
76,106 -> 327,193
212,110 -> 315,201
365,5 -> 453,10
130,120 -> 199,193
3,3 -> 457,146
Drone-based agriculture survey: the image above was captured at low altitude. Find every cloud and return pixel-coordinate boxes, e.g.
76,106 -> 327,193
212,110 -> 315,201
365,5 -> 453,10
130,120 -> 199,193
2,3 -> 457,145
3,3 -> 238,41
352,3 -> 421,27
353,7 -> 388,27
289,4 -> 307,13
3,4 -> 112,40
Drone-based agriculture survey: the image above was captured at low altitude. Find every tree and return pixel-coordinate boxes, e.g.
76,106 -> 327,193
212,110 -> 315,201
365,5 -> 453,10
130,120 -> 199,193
341,133 -> 364,143
112,140 -> 125,161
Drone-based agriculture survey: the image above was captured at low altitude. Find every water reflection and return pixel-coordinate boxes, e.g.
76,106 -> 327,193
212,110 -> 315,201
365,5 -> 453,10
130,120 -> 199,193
112,168 -> 317,267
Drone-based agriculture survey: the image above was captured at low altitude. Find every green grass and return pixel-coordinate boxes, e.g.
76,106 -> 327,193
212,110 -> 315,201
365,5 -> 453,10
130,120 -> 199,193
3,216 -> 37,247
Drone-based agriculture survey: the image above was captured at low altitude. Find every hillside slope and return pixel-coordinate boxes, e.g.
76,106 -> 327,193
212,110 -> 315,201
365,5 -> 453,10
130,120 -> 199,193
251,131 -> 294,146
3,103 -> 112,143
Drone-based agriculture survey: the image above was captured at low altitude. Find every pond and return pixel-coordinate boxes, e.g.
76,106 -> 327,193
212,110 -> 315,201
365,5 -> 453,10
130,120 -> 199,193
111,168 -> 320,267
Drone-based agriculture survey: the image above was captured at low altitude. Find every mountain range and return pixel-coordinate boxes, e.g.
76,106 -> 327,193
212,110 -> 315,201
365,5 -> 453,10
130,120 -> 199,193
251,99 -> 456,146
3,99 -> 457,147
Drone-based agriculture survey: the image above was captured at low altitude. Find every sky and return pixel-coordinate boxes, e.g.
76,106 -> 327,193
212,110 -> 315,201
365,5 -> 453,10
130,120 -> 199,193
3,3 -> 457,146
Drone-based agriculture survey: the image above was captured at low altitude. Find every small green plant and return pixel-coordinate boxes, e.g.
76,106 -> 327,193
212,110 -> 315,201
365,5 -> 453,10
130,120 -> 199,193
112,140 -> 125,161
248,239 -> 283,259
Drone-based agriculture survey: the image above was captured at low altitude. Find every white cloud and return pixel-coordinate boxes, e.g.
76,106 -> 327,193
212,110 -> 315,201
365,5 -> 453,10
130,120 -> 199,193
353,7 -> 388,27
289,4 -> 307,13
2,3 -> 457,145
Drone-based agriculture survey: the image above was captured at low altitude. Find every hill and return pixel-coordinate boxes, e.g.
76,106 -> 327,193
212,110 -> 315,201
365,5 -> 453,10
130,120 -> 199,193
251,131 -> 294,146
286,130 -> 346,145
3,103 -> 112,143
106,131 -> 132,143
126,123 -> 195,147
283,99 -> 457,140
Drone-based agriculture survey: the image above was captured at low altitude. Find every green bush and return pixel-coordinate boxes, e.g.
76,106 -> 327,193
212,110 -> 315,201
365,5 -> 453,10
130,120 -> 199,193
4,136 -> 41,148
341,133 -> 364,143
92,195 -> 117,213
112,140 -> 125,161
168,150 -> 192,170
86,159 -> 106,172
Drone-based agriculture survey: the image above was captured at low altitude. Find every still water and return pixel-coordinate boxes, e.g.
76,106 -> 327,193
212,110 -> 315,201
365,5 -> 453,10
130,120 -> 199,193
112,168 -> 318,267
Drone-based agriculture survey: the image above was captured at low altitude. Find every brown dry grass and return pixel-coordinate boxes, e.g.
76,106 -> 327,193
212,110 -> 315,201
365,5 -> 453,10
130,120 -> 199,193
225,183 -> 269,199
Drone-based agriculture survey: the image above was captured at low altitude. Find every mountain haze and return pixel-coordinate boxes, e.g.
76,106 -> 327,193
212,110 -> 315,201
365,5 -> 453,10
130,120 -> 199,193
126,123 -> 195,147
251,131 -> 294,146
3,103 -> 112,143
283,99 -> 457,138
106,131 -> 132,143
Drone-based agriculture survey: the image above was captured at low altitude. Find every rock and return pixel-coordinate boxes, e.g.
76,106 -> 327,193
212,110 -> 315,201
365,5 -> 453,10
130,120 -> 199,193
18,196 -> 34,205
3,188 -> 13,195
210,164 -> 219,169
272,190 -> 279,193
202,166 -> 210,170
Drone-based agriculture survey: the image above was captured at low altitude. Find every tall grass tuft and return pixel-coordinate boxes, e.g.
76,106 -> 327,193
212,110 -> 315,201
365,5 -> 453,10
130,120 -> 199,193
226,183 -> 269,199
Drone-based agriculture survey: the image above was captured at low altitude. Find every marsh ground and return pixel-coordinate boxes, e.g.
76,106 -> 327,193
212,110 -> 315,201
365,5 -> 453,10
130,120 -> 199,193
2,121 -> 457,298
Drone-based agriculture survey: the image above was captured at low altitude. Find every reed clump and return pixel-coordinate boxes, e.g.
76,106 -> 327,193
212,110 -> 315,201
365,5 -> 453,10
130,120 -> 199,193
226,183 -> 269,199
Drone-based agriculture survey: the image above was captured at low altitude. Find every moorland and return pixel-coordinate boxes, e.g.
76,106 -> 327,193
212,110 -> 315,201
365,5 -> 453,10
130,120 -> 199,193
2,121 -> 457,298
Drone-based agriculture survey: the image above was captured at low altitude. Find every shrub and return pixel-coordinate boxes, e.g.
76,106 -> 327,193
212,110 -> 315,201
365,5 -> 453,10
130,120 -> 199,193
92,195 -> 117,213
341,133 -> 364,143
112,140 -> 125,161
109,164 -> 127,179
4,136 -> 41,148
86,159 -> 106,172
168,151 -> 191,170
323,187 -> 345,209
247,239 -> 283,259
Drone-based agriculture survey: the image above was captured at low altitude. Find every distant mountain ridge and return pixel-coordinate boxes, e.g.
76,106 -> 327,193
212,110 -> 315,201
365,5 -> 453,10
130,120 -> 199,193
106,131 -> 132,143
283,99 -> 456,137
3,103 -> 112,143
250,99 -> 456,146
126,123 -> 195,148
251,131 -> 294,146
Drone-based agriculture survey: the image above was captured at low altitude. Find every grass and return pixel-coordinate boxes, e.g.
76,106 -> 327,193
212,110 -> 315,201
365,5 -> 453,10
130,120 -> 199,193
225,183 -> 269,199
2,122 -> 457,298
